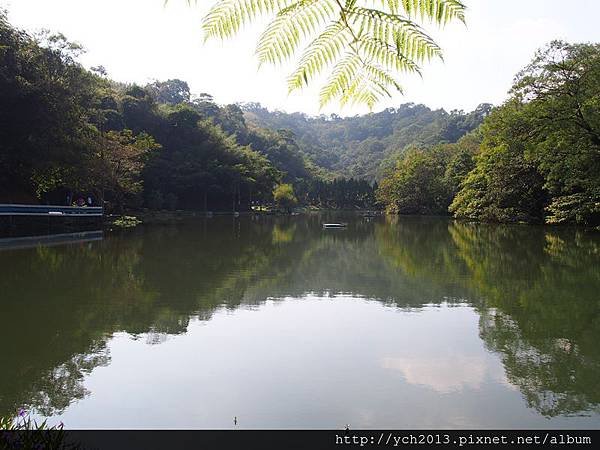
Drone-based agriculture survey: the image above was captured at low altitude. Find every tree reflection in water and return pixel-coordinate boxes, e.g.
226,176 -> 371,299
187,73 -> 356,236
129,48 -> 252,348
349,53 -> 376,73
1,215 -> 599,420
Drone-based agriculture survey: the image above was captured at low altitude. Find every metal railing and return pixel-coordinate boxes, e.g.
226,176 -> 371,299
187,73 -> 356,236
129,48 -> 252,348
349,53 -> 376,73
0,204 -> 104,217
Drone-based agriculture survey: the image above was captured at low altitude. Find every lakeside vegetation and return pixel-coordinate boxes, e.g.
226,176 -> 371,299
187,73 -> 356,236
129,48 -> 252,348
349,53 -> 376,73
377,41 -> 600,227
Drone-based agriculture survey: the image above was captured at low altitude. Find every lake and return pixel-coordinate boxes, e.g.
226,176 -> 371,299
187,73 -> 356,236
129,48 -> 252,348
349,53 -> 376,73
1,214 -> 599,429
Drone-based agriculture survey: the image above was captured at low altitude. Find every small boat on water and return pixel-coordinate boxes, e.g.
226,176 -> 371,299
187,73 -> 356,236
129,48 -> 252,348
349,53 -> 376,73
322,223 -> 347,229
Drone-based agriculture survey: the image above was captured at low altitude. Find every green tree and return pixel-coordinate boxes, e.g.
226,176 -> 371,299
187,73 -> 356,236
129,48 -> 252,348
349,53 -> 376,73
273,183 -> 298,212
511,41 -> 600,226
449,100 -> 547,223
441,132 -> 479,195
449,135 -> 546,223
141,105 -> 279,211
92,130 -> 161,211
145,79 -> 191,105
376,146 -> 453,214
451,41 -> 600,226
0,11 -> 99,201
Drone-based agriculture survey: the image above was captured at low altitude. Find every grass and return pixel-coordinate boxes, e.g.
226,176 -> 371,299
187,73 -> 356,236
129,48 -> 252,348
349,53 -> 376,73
0,409 -> 74,450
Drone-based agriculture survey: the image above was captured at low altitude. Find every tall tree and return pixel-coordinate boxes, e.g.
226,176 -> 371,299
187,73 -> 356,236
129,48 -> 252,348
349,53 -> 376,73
145,79 -> 191,105
451,41 -> 600,226
0,11 -> 98,201
273,183 -> 298,212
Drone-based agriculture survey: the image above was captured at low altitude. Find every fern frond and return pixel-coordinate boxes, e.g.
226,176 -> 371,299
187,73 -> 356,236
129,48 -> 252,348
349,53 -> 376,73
339,68 -> 390,109
256,0 -> 337,66
399,0 -> 466,24
364,0 -> 465,22
287,20 -> 349,91
203,0 -> 295,40
339,62 -> 402,109
349,7 -> 442,63
319,51 -> 363,108
199,0 -> 466,108
357,37 -> 421,73
364,63 -> 403,93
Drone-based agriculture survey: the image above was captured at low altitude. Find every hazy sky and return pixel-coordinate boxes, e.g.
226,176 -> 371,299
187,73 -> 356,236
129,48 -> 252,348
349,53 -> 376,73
2,0 -> 599,116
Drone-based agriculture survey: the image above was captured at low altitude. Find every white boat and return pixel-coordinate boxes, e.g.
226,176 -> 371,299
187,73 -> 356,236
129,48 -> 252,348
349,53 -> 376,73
322,223 -> 347,229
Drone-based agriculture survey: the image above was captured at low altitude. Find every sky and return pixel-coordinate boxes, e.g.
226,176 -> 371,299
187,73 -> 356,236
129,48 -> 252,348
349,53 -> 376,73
2,0 -> 599,116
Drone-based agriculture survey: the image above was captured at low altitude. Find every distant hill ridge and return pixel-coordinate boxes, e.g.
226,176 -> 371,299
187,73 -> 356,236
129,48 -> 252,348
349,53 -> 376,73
242,102 -> 493,180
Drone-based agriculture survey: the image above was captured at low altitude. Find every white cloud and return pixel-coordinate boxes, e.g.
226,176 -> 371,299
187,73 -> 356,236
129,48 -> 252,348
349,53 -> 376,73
381,355 -> 490,393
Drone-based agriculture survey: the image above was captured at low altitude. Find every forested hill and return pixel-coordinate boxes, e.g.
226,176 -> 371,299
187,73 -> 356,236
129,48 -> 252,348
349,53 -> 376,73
0,10 -> 488,213
242,102 -> 492,180
0,12 -> 376,212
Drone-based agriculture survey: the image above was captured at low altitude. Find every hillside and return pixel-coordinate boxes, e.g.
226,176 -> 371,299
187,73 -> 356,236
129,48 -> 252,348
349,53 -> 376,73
1,9 -> 497,212
242,102 -> 492,180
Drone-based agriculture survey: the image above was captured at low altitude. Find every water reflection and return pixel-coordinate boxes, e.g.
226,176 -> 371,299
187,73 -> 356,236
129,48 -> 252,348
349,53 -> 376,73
1,215 -> 599,426
382,355 -> 494,394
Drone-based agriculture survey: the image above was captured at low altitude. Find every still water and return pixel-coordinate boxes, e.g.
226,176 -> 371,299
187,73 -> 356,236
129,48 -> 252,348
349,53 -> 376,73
1,214 -> 599,429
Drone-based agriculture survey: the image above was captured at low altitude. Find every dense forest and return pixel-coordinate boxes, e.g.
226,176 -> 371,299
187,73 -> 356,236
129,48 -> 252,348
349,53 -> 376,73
378,41 -> 600,227
0,12 -> 483,214
243,102 -> 491,180
0,12 -> 375,212
1,11 -> 598,226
